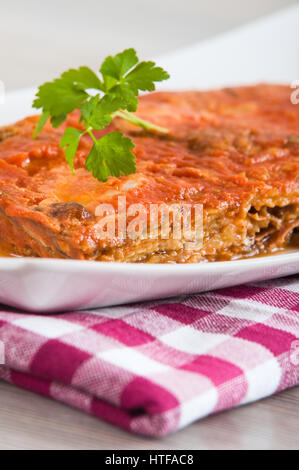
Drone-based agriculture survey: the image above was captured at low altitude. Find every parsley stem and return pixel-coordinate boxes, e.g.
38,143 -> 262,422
86,127 -> 98,145
112,110 -> 169,134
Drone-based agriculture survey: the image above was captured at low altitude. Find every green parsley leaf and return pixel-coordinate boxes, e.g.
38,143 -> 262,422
33,67 -> 103,135
108,84 -> 138,112
33,79 -> 87,133
61,66 -> 104,91
59,127 -> 83,172
100,49 -> 169,103
125,61 -> 170,92
50,114 -> 68,128
33,111 -> 50,138
85,131 -> 136,182
80,95 -> 112,130
99,93 -> 125,115
100,48 -> 138,82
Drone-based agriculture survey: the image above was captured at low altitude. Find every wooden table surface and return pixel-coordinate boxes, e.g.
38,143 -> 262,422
0,0 -> 298,450
0,381 -> 298,450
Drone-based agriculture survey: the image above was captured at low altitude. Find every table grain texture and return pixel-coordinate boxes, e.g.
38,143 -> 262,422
0,0 -> 298,450
0,382 -> 298,450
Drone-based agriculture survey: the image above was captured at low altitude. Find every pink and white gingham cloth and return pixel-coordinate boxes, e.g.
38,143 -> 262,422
0,275 -> 298,437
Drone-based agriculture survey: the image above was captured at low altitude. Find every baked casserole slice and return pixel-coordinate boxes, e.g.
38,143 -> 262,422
0,84 -> 298,262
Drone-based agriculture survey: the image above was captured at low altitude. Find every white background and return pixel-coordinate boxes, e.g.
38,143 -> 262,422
0,0 -> 297,91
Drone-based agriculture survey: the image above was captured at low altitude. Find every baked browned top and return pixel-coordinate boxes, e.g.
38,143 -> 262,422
0,84 -> 299,262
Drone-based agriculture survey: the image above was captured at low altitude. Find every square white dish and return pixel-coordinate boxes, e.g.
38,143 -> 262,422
0,4 -> 299,313
0,253 -> 298,312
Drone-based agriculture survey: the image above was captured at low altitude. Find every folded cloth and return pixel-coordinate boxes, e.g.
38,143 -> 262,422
0,275 -> 298,437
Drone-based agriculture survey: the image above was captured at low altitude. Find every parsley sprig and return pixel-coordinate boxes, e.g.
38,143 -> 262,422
33,49 -> 170,182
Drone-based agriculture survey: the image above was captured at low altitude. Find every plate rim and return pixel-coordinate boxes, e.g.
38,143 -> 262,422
0,250 -> 298,274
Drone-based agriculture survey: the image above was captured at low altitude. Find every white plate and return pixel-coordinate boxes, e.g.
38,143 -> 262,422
0,254 -> 298,312
0,4 -> 299,313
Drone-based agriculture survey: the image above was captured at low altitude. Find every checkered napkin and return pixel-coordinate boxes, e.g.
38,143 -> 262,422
0,275 -> 298,437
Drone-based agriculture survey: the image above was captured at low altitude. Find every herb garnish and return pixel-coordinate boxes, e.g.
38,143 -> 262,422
33,49 -> 170,182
